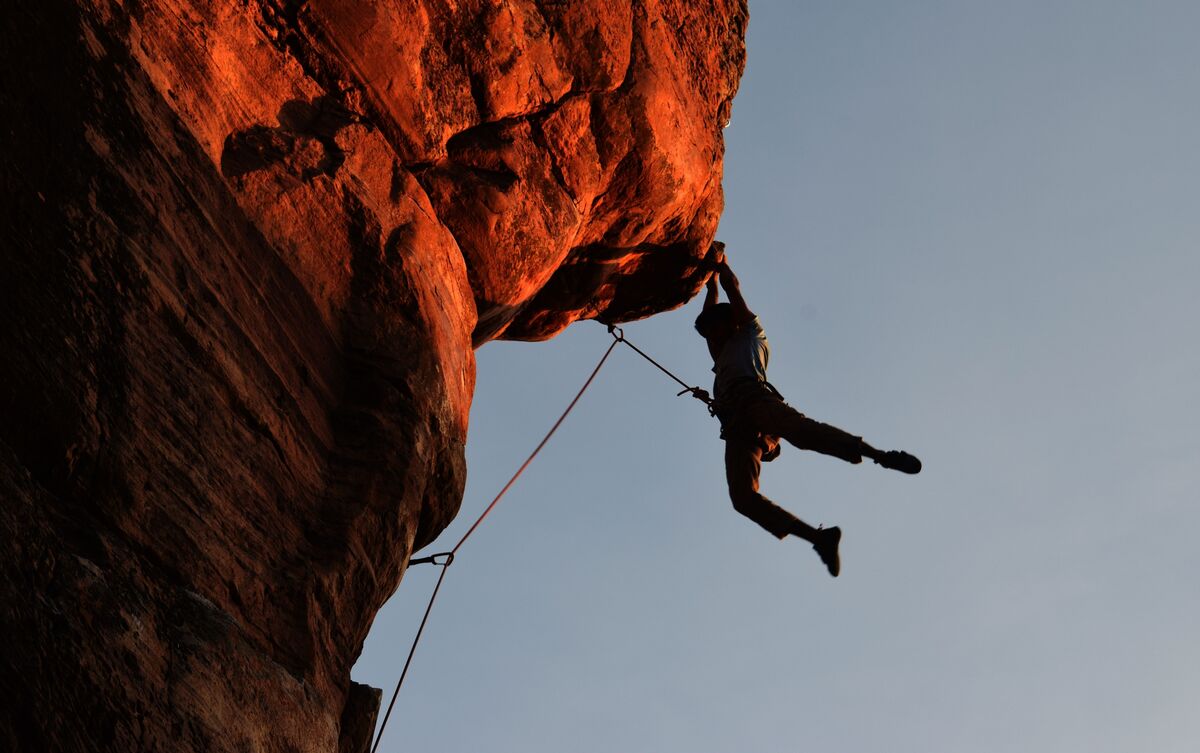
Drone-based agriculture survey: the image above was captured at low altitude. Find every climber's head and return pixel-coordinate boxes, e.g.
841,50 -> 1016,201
694,303 -> 736,342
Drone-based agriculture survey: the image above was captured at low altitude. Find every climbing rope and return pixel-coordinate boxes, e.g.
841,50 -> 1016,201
370,324 -> 710,753
371,334 -> 621,753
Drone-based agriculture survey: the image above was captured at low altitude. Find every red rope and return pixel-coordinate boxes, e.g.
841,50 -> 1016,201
448,337 -> 620,554
370,337 -> 620,753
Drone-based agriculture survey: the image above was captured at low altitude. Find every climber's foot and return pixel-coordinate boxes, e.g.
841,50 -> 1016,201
874,450 -> 922,474
812,526 -> 841,578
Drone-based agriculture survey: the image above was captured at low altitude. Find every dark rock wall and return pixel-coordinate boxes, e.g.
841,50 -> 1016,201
0,0 -> 746,750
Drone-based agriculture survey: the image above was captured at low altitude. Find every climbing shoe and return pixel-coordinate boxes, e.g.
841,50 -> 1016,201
875,450 -> 922,474
812,526 -> 841,578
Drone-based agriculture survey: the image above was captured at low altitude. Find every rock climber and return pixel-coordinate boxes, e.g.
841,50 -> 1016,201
691,244 -> 921,577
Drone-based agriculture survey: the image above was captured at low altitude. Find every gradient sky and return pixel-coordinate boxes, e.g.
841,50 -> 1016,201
353,2 -> 1200,751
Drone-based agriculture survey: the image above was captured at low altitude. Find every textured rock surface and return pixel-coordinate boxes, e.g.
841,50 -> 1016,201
0,0 -> 746,750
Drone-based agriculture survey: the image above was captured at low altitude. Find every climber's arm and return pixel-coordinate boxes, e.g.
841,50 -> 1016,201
717,261 -> 755,325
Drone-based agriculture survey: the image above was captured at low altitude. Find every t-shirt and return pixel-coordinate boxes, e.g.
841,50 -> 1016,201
712,316 -> 770,402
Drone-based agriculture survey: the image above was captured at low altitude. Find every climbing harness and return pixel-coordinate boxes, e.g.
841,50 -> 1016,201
370,324 -> 709,753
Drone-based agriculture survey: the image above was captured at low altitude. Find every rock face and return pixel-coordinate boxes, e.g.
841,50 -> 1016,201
0,1 -> 746,751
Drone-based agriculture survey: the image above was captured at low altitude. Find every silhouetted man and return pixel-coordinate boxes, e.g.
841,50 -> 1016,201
693,247 -> 921,576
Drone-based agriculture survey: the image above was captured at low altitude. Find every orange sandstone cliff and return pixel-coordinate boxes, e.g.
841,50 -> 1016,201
0,1 -> 746,750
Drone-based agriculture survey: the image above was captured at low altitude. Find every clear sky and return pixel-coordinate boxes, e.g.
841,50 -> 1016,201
353,2 -> 1200,751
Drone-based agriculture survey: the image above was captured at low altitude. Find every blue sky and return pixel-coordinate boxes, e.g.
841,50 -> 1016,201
354,2 -> 1200,751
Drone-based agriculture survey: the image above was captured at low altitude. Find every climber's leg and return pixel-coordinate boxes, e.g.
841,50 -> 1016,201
724,435 -> 817,541
743,399 -> 866,464
724,431 -> 844,576
743,398 -> 922,474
